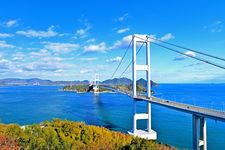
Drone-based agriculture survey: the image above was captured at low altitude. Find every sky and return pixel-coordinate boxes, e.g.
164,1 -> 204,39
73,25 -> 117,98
0,0 -> 224,83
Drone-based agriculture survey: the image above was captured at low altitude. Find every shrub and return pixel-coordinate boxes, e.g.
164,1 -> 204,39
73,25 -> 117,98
0,135 -> 19,150
0,119 -> 175,150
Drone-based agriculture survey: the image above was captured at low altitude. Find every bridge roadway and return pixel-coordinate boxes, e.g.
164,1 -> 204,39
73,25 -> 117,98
101,85 -> 225,122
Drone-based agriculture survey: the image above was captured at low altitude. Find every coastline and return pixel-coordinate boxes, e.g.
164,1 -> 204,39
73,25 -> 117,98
62,89 -> 116,94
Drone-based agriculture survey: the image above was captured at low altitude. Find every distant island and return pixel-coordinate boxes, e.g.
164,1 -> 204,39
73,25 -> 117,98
0,78 -> 89,86
0,77 -> 157,87
0,77 -> 158,94
0,119 -> 174,150
62,78 -> 157,93
63,84 -> 111,93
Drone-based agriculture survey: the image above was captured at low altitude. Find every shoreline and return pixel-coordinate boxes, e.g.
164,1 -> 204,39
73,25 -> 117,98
62,89 -> 116,94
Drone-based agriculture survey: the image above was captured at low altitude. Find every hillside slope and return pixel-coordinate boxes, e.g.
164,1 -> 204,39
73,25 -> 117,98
0,119 -> 174,150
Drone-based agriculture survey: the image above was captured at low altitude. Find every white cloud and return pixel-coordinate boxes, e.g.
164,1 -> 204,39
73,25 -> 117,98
106,56 -> 122,63
211,21 -> 223,33
173,51 -> 196,61
185,51 -> 196,57
0,51 -> 76,79
22,60 -> 73,72
0,59 -> 10,70
13,52 -> 25,61
75,23 -> 91,38
54,69 -> 63,73
184,62 -> 203,68
86,38 -> 96,43
79,57 -> 98,61
14,69 -> 23,73
0,33 -> 13,38
0,55 -> 11,70
131,33 -> 174,43
110,35 -> 132,50
110,34 -> 153,50
160,33 -> 174,41
0,41 -> 15,48
41,56 -> 63,62
29,49 -> 49,58
103,33 -> 174,51
84,42 -> 107,53
204,21 -> 223,33
23,63 -> 55,72
80,69 -> 91,74
16,26 -> 58,38
117,13 -> 129,21
4,20 -> 17,27
117,27 -> 130,34
43,42 -> 80,53
9,52 -> 73,74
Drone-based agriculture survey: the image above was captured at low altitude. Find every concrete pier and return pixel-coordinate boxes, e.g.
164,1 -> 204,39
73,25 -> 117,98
193,115 -> 207,150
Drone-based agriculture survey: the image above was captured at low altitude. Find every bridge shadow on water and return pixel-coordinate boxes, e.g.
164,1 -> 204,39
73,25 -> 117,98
91,94 -> 129,132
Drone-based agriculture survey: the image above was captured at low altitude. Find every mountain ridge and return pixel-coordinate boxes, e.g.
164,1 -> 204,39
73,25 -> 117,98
0,77 -> 157,86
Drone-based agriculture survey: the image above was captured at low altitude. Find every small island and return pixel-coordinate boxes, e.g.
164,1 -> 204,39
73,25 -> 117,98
63,84 -> 111,93
62,78 -> 157,94
115,84 -> 147,93
62,84 -> 155,95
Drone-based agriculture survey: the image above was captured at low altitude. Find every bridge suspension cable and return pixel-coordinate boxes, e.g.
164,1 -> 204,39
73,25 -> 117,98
113,34 -> 225,79
134,35 -> 225,70
119,41 -> 146,78
110,38 -> 133,79
146,35 -> 225,62
152,42 -> 225,70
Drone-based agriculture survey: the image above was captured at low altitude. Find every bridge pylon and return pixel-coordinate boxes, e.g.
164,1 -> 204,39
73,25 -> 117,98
88,74 -> 100,94
192,114 -> 207,150
128,34 -> 157,140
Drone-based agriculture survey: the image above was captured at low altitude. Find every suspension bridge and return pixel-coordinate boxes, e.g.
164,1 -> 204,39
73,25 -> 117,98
92,34 -> 225,150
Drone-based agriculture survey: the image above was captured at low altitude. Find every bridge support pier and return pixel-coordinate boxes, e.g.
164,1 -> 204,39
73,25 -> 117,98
192,114 -> 207,150
130,99 -> 157,140
128,34 -> 157,140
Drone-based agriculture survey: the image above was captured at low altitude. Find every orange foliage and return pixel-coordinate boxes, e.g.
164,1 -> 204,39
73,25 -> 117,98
0,135 -> 19,150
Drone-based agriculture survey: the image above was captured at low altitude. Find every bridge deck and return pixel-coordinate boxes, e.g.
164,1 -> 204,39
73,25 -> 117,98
101,85 -> 225,122
136,95 -> 225,122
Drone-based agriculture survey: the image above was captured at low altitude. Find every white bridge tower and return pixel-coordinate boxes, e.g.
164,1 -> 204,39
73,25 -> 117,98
93,74 -> 99,94
129,34 -> 157,140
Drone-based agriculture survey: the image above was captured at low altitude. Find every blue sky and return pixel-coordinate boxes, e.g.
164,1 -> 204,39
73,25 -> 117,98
0,0 -> 224,83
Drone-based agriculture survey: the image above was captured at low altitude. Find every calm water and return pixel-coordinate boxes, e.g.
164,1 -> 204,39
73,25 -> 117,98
0,84 -> 225,150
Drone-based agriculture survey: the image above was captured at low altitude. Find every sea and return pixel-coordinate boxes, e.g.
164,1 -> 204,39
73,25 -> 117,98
0,84 -> 225,150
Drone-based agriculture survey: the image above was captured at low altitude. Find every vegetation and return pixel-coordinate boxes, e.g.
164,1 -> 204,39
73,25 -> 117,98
63,84 -> 111,93
63,84 -> 89,93
63,84 -> 153,95
0,119 -> 174,150
116,84 -> 147,93
115,84 -> 156,95
98,86 -> 112,92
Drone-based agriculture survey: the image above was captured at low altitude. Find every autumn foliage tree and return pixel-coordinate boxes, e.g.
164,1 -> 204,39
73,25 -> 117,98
0,119 -> 174,150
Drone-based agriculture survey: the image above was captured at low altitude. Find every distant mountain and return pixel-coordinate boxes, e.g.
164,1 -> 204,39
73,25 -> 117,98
102,77 -> 157,86
73,80 -> 89,85
137,78 -> 158,87
102,77 -> 132,85
26,78 -> 52,85
0,78 -> 91,86
0,78 -> 53,86
0,78 -> 157,86
52,80 -> 90,86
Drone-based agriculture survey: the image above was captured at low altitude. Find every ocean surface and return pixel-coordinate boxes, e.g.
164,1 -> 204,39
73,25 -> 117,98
0,84 -> 225,150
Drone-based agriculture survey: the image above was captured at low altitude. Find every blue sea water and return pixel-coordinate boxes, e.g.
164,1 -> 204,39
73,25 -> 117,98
0,84 -> 225,150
